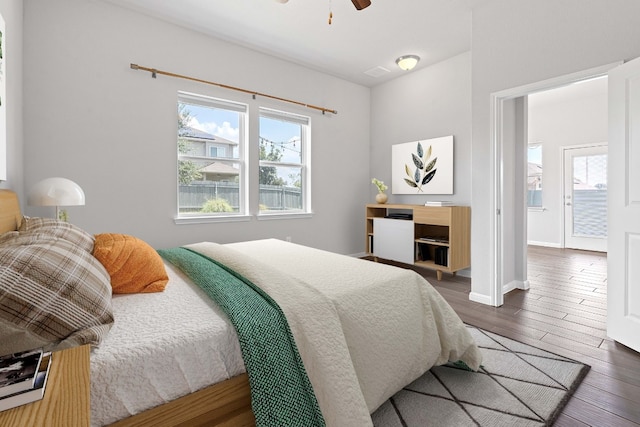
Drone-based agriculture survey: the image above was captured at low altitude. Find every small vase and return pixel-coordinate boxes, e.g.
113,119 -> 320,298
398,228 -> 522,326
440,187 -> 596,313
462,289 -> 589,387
376,193 -> 388,204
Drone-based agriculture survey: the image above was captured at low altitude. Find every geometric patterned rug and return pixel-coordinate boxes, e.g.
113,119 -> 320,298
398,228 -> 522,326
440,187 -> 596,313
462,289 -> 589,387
371,325 -> 590,426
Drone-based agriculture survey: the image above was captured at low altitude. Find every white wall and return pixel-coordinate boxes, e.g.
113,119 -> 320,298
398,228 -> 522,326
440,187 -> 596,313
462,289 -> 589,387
370,51 -> 471,206
23,0 -> 371,254
471,0 -> 640,302
527,77 -> 608,247
0,0 -> 23,198
500,97 -> 529,292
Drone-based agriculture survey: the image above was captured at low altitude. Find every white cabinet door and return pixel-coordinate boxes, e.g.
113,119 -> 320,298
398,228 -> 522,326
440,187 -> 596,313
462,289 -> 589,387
373,218 -> 414,264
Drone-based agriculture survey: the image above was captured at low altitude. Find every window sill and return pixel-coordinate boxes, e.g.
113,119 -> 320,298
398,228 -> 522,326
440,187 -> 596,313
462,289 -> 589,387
174,214 -> 252,225
257,212 -> 313,221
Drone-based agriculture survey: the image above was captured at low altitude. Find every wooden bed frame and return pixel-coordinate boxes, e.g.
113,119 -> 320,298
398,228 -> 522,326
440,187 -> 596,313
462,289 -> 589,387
0,189 -> 255,427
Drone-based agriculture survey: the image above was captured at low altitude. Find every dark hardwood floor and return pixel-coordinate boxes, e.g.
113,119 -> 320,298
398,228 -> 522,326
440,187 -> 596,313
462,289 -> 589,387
384,246 -> 640,426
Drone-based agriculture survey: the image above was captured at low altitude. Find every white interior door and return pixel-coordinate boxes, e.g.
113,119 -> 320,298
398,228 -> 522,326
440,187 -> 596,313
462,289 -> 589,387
563,144 -> 608,252
607,57 -> 640,353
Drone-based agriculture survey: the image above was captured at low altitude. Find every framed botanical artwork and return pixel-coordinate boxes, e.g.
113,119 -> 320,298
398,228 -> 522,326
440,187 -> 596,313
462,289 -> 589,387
391,135 -> 454,195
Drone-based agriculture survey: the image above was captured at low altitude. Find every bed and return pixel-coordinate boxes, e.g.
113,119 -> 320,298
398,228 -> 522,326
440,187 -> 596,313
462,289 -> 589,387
0,189 -> 482,427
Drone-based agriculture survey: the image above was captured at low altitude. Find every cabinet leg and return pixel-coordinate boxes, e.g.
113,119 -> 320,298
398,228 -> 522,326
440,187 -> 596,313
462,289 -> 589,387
436,270 -> 442,281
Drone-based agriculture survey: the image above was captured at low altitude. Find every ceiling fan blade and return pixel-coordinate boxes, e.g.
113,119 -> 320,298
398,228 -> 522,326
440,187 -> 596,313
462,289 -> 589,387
351,0 -> 371,10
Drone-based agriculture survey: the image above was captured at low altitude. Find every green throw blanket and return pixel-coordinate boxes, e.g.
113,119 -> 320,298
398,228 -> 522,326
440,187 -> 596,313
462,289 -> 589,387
158,247 -> 325,427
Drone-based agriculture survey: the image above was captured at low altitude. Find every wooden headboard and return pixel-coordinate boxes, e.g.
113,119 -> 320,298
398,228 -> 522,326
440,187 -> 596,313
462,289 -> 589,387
0,189 -> 22,233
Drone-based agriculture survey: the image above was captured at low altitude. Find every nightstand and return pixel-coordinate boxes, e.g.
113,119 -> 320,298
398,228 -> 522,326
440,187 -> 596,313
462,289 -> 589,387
0,344 -> 90,427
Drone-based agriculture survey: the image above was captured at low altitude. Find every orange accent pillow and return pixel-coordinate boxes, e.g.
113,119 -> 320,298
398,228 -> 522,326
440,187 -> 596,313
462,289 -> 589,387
92,233 -> 168,294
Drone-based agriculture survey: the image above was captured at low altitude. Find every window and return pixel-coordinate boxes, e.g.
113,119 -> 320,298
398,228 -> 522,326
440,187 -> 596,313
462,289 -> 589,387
209,146 -> 226,158
177,92 -> 247,218
527,144 -> 542,208
258,108 -> 310,214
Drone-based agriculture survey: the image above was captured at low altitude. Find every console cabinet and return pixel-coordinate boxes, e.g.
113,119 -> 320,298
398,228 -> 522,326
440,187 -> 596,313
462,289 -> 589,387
366,203 -> 470,280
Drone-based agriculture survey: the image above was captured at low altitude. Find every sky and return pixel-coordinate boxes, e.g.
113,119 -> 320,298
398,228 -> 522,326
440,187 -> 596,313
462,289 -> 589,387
527,145 -> 542,165
183,102 -> 301,163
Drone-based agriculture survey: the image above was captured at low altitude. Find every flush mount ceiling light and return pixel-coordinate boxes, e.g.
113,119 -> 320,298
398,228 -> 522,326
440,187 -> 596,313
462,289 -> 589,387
396,55 -> 420,71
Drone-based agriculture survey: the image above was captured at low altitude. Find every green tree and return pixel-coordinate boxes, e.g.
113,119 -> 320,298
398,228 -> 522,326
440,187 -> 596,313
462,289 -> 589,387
288,172 -> 301,188
259,138 -> 286,186
177,104 -> 202,184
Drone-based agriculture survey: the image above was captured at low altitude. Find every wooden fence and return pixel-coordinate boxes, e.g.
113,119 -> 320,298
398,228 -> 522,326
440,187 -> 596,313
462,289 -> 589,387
179,183 -> 302,212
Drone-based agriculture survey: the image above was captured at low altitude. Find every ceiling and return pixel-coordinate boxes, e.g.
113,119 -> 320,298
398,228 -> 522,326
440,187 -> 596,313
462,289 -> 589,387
100,0 -> 484,87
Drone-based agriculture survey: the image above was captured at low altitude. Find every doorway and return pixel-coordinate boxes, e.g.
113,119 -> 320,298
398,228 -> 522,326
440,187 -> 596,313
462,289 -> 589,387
489,62 -> 618,307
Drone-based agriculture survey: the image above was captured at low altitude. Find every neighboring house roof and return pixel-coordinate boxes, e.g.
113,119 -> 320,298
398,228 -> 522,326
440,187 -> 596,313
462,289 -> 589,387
179,126 -> 238,145
179,126 -> 215,140
528,162 -> 542,177
199,162 -> 239,175
572,176 -> 609,190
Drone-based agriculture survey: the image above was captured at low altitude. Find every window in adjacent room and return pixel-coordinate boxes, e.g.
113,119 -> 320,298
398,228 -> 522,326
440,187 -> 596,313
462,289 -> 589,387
177,92 -> 247,218
258,108 -> 310,215
527,143 -> 543,208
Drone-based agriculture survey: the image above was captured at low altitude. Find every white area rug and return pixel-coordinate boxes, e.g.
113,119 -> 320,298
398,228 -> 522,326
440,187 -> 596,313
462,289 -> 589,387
372,325 -> 589,426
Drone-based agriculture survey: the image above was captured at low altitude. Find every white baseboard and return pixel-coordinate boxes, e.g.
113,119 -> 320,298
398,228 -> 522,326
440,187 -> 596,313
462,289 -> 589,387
503,279 -> 529,293
469,292 -> 492,305
527,241 -> 562,248
502,280 -> 518,294
350,252 -> 368,258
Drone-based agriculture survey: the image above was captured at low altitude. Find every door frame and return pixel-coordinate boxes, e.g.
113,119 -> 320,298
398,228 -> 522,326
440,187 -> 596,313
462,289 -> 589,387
561,142 -> 608,252
488,62 -> 620,307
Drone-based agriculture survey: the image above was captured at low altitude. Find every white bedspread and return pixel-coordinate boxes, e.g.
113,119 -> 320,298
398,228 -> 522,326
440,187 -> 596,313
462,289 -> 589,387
89,262 -> 245,427
188,239 -> 482,427
90,239 -> 481,427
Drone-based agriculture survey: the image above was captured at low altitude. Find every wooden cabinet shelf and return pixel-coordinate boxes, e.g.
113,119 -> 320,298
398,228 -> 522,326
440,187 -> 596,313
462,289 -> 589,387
366,204 -> 470,280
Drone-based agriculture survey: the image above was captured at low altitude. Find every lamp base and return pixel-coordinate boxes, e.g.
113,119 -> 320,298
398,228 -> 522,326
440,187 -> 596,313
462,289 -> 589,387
56,207 -> 69,222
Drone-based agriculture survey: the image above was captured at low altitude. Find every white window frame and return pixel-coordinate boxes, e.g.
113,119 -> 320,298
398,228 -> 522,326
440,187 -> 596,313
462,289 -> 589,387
175,91 -> 249,224
257,107 -> 312,220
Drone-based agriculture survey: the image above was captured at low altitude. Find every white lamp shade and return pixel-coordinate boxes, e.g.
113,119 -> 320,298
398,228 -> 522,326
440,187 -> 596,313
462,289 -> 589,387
28,177 -> 85,207
396,55 -> 420,71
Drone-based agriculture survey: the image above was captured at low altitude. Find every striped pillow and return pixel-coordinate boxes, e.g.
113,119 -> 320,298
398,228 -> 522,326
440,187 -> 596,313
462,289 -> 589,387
18,216 -> 95,253
0,232 -> 113,355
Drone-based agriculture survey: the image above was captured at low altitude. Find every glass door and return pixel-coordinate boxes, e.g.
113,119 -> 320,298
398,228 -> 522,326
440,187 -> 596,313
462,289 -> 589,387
563,144 -> 608,252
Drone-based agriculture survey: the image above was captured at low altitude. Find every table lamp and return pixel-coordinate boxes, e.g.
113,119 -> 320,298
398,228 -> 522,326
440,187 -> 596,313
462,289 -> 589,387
28,177 -> 85,221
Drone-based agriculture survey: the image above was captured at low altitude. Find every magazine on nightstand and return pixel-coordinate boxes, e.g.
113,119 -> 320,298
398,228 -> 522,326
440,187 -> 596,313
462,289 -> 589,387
0,353 -> 51,412
0,349 -> 43,398
424,201 -> 454,206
